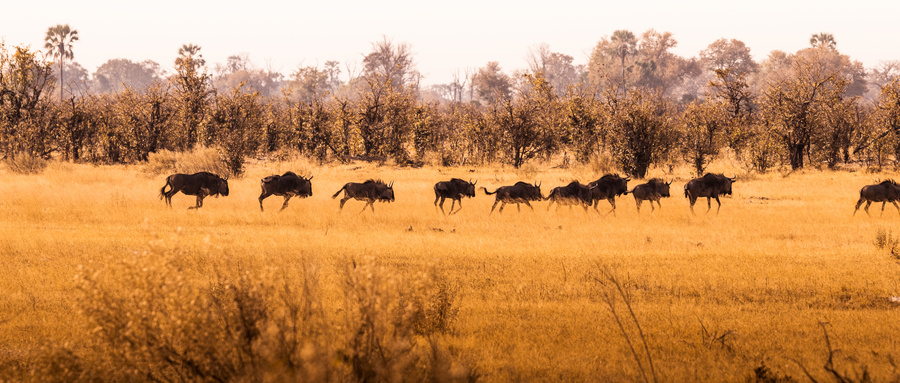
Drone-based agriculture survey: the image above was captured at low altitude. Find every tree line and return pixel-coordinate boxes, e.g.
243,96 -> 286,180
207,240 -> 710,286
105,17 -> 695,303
4,28 -> 900,177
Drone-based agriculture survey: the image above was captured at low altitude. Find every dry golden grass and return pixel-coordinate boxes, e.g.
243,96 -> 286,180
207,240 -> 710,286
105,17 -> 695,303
1,158 -> 900,381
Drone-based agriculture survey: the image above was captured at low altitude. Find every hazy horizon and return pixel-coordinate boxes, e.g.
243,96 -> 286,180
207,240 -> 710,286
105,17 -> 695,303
3,0 -> 899,85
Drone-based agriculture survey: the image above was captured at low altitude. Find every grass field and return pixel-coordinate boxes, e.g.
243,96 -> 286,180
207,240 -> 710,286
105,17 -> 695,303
1,158 -> 899,381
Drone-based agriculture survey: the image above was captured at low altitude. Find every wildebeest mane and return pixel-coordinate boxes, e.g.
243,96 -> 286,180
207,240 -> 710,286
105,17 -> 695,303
364,179 -> 387,186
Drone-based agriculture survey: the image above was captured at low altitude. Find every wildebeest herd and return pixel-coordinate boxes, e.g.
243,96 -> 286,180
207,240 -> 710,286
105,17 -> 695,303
156,171 -> 900,217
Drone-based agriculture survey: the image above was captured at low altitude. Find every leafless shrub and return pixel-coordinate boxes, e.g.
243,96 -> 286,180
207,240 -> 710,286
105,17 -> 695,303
25,250 -> 474,382
339,258 -> 474,382
590,264 -> 659,383
4,152 -> 48,174
794,321 -> 872,383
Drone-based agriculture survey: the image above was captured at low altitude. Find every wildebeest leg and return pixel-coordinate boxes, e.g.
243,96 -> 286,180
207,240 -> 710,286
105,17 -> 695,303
892,201 -> 900,216
715,196 -> 722,214
189,194 -> 205,210
649,200 -> 656,212
280,196 -> 292,211
688,196 -> 697,214
339,197 -> 350,211
864,201 -> 872,216
490,200 -> 500,215
607,198 -> 617,216
636,199 -> 642,213
516,203 -> 521,212
853,198 -> 865,216
259,192 -> 272,211
449,199 -> 459,215
524,201 -> 534,211
437,197 -> 447,215
498,202 -> 506,214
706,197 -> 713,213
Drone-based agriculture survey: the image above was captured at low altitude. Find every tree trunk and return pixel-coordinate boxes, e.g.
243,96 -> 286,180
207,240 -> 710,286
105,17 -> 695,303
789,143 -> 805,170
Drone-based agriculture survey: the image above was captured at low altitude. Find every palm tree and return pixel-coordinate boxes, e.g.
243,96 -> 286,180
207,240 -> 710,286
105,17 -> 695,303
44,24 -> 79,100
175,43 -> 205,69
810,33 -> 836,50
609,30 -> 637,94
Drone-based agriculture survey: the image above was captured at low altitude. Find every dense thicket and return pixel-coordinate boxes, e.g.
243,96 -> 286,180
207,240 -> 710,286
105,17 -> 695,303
3,32 -> 900,177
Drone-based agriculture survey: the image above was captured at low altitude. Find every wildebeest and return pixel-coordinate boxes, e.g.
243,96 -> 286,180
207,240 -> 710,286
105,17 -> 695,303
628,178 -> 672,213
159,172 -> 229,209
684,173 -> 736,213
545,181 -> 593,211
434,178 -> 477,215
482,181 -> 543,214
854,179 -> 900,216
259,172 -> 313,212
587,174 -> 630,215
332,179 -> 395,213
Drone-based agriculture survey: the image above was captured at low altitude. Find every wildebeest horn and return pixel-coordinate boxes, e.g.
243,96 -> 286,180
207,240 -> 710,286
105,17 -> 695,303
667,179 -> 673,185
389,181 -> 393,188
472,179 -> 477,185
625,177 -> 631,181
308,175 -> 314,180
729,175 -> 737,182
223,175 -> 229,181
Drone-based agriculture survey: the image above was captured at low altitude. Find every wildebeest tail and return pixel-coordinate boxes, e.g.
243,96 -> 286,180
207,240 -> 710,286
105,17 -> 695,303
482,187 -> 497,195
684,184 -> 689,198
332,184 -> 347,199
159,177 -> 172,200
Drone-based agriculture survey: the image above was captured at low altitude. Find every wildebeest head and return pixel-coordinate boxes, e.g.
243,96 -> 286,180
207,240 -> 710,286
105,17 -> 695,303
463,179 -> 477,197
215,175 -> 229,196
379,180 -> 395,202
650,178 -> 672,197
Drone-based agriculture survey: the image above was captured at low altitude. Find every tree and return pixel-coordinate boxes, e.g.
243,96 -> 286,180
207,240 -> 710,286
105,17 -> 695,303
286,65 -> 331,102
759,52 -> 846,169
680,100 -> 726,175
93,59 -> 163,93
43,24 -> 79,100
213,55 -> 283,98
810,33 -> 836,50
491,74 -> 561,168
362,37 -> 418,89
605,89 -> 675,178
0,45 -> 57,157
708,68 -> 755,152
525,43 -> 578,97
699,39 -> 757,76
472,62 -> 511,104
175,44 -> 205,70
173,44 -> 212,149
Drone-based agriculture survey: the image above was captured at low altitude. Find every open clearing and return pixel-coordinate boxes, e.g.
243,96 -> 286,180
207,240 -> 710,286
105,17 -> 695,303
1,160 -> 899,381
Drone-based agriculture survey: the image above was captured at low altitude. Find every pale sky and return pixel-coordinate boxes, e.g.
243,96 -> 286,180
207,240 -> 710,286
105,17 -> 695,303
2,0 -> 898,85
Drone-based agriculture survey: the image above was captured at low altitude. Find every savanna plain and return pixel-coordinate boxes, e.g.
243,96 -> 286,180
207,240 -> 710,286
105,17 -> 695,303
1,157 -> 900,382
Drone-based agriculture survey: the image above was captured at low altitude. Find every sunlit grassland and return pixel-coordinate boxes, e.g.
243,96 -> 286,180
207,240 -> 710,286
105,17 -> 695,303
1,160 -> 900,381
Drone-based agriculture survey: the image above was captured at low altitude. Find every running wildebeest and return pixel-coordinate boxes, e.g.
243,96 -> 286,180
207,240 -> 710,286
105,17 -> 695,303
684,173 -> 736,214
545,181 -> 593,211
159,172 -> 229,209
587,174 -> 630,215
332,179 -> 395,213
853,179 -> 900,216
259,172 -> 313,212
482,181 -> 543,214
628,178 -> 672,213
434,178 -> 477,215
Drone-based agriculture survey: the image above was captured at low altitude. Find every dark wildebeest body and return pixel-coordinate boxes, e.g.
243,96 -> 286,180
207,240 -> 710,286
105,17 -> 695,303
684,173 -> 736,213
159,172 -> 229,209
545,181 -> 593,211
587,174 -> 630,215
854,180 -> 900,216
482,181 -> 543,214
332,179 -> 395,213
434,178 -> 476,215
259,172 -> 313,211
628,178 -> 672,213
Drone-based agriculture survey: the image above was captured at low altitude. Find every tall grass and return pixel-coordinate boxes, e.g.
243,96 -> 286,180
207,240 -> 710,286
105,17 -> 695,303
0,159 -> 899,381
